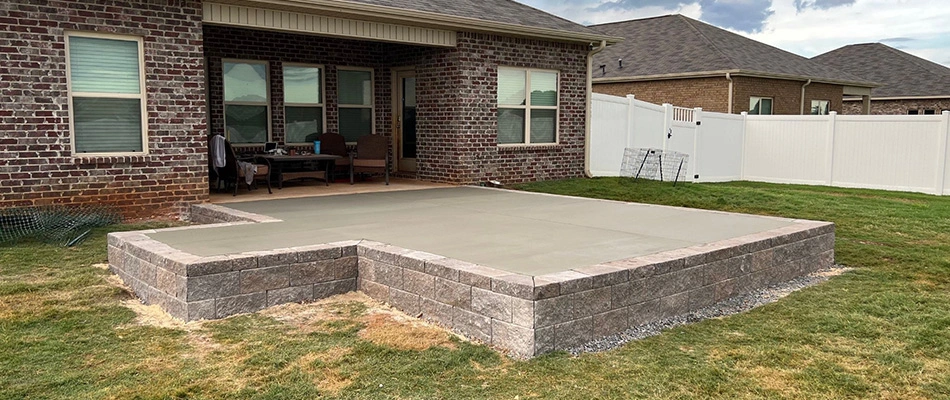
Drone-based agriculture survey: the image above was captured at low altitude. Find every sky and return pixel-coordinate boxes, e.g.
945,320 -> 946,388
518,0 -> 950,67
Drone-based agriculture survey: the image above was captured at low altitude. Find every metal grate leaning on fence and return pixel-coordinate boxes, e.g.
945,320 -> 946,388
620,148 -> 690,185
0,205 -> 120,247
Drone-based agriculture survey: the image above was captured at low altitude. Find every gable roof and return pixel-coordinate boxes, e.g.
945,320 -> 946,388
237,0 -> 619,44
812,43 -> 950,98
589,14 -> 873,87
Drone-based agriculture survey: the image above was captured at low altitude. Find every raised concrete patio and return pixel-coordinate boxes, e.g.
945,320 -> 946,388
109,186 -> 834,357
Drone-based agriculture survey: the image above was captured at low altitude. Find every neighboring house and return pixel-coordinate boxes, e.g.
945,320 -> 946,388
813,43 -> 950,115
589,15 -> 875,115
0,0 -> 617,218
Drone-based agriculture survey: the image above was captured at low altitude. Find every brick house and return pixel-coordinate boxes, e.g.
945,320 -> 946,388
0,0 -> 617,219
813,43 -> 950,115
589,15 -> 875,115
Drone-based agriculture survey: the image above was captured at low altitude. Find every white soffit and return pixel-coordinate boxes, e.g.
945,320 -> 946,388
203,2 -> 457,47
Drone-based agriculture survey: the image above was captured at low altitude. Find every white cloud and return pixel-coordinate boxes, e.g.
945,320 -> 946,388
519,0 -> 950,67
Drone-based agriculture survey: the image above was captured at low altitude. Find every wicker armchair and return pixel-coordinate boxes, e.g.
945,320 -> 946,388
349,134 -> 390,185
316,132 -> 350,181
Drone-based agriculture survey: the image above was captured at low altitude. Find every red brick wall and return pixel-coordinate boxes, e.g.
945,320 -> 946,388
594,76 -> 845,115
0,0 -> 206,219
842,99 -> 950,115
426,32 -> 590,184
593,77 -> 730,113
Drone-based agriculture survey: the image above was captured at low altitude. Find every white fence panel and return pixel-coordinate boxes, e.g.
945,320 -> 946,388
743,116 -> 832,185
589,93 -> 632,176
942,113 -> 950,195
832,115 -> 945,193
695,112 -> 744,182
630,100 -> 666,150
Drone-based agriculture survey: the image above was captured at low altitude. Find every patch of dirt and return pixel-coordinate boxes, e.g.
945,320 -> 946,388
262,292 -> 458,351
358,312 -> 457,351
749,366 -> 800,396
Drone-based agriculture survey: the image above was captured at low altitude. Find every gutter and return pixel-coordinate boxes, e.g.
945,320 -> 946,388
800,79 -> 812,115
593,69 -> 876,89
726,72 -> 733,114
585,40 -> 608,178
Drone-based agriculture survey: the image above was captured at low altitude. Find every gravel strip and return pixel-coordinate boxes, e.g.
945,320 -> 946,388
568,264 -> 852,356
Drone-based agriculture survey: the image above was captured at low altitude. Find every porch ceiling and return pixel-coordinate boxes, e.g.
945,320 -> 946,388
203,2 -> 458,47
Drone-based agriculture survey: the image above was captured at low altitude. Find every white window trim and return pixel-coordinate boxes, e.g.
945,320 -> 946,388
337,66 -> 375,142
749,96 -> 773,115
65,31 -> 148,157
497,67 -> 560,146
283,62 -> 326,144
811,99 -> 830,115
223,58 -> 271,145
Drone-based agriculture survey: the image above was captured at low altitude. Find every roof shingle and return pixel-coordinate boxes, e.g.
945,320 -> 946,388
812,43 -> 950,98
590,14 -> 871,86
325,0 -> 604,36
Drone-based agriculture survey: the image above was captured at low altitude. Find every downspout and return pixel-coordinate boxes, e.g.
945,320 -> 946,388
800,79 -> 812,115
725,72 -> 733,113
584,40 -> 608,178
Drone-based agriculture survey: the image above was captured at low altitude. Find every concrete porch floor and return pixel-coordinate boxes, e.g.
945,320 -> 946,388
155,187 -> 796,276
209,177 -> 453,204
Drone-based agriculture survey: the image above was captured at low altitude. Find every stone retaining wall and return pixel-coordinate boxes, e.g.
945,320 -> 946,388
110,212 -> 833,357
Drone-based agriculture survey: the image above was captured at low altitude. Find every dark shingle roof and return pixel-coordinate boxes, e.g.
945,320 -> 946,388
812,43 -> 950,98
330,0 -> 605,37
589,14 -> 871,86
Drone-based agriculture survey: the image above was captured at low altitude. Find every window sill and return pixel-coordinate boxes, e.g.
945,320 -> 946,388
71,154 -> 151,165
497,143 -> 563,152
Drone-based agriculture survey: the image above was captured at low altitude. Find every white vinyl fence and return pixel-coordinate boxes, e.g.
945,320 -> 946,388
590,93 -> 950,195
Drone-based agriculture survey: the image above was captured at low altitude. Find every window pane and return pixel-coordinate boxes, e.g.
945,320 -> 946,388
530,71 -> 557,106
530,109 -> 556,143
750,98 -> 761,115
285,106 -> 323,143
761,99 -> 773,115
73,97 -> 142,153
498,69 -> 526,106
498,108 -> 525,144
225,105 -> 267,143
338,70 -> 372,106
284,66 -> 321,104
339,108 -> 372,142
224,62 -> 267,103
69,36 -> 140,94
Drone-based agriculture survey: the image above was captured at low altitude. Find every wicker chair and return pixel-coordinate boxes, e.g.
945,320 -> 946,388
349,134 -> 390,185
316,132 -> 350,181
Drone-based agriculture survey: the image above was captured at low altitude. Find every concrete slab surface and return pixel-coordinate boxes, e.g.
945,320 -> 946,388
149,187 -> 796,276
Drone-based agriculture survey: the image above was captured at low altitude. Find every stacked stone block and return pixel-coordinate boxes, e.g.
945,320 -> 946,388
109,227 -> 358,321
109,206 -> 834,358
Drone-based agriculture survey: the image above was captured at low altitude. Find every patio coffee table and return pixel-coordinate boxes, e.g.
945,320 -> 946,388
258,154 -> 341,189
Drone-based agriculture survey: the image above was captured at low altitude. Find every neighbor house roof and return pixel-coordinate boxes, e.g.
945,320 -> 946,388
588,14 -> 874,87
812,43 -> 950,98
231,0 -> 620,44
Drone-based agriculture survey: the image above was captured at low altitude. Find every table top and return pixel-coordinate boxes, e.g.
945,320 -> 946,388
257,154 -> 341,161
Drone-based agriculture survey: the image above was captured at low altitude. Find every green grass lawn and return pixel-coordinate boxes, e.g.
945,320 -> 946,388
2,179 -> 950,399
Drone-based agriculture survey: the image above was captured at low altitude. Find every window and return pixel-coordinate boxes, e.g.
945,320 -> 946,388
924,109 -> 936,115
749,97 -> 773,115
337,68 -> 374,142
810,100 -> 830,115
497,67 -> 558,145
284,65 -> 324,143
66,33 -> 146,154
908,109 -> 919,115
223,60 -> 269,144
